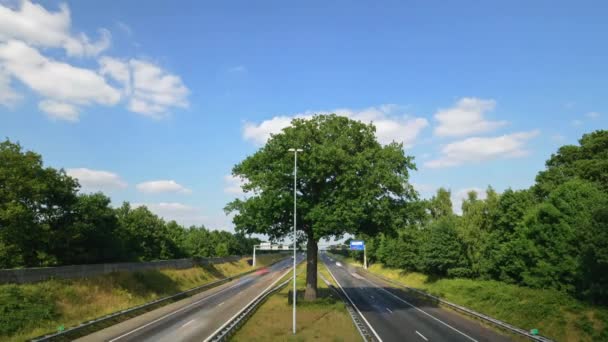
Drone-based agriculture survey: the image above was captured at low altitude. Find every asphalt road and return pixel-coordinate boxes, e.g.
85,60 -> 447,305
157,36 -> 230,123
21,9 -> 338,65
77,254 -> 304,342
320,252 -> 513,342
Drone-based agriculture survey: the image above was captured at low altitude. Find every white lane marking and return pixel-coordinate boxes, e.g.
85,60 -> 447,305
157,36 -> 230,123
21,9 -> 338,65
370,295 -> 375,299
336,262 -> 342,267
217,301 -> 224,307
351,272 -> 364,280
203,266 -> 296,342
416,330 -> 428,341
181,319 -> 195,328
109,280 -> 246,341
109,260 -> 297,342
323,260 -> 383,342
359,277 -> 478,342
385,307 -> 393,313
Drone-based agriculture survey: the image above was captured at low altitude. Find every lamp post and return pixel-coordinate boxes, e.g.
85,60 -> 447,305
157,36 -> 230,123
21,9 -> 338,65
288,148 -> 302,335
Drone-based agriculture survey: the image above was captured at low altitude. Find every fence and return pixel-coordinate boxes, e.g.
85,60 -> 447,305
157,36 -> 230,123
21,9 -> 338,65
0,256 -> 243,284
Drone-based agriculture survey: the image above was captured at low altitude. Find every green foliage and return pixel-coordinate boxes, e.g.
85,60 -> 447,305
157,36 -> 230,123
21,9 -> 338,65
419,217 -> 466,276
0,285 -> 56,335
535,129 -> 608,197
0,139 -> 260,268
225,114 -> 417,298
365,130 -> 608,305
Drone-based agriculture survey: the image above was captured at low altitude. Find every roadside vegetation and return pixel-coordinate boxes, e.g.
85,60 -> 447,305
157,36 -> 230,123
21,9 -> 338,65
334,254 -> 608,341
0,254 -> 284,342
231,262 -> 360,341
332,130 -> 608,341
0,139 -> 261,269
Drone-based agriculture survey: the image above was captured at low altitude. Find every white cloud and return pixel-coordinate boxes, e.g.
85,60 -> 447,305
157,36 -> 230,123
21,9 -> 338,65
128,59 -> 189,118
0,1 -> 189,120
66,168 -> 128,192
0,1 -> 110,56
38,100 -> 79,122
452,187 -> 486,215
425,130 -> 540,168
0,40 -> 121,120
99,56 -> 131,94
433,97 -> 507,137
586,111 -> 600,119
243,105 -> 429,148
223,174 -> 248,195
0,68 -> 21,106
136,180 -> 192,194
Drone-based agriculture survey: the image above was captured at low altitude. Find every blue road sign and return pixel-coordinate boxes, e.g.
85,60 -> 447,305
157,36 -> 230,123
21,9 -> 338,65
350,240 -> 365,251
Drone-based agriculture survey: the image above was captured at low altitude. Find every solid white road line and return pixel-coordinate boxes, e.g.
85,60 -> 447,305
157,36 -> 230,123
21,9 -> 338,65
385,307 -> 393,314
323,259 -> 384,342
416,330 -> 428,341
359,277 -> 478,342
181,320 -> 195,328
109,280 -> 247,341
203,264 -> 296,342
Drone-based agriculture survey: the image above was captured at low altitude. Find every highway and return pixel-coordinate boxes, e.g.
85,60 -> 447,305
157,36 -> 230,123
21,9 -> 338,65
77,254 -> 304,342
321,252 -> 513,342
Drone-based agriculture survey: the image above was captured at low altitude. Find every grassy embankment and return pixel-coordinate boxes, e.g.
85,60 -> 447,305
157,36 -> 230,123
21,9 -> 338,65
231,261 -> 360,341
0,253 -> 285,342
331,253 -> 608,342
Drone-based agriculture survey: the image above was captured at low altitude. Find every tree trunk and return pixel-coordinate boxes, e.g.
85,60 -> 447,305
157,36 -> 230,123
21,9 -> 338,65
304,236 -> 318,301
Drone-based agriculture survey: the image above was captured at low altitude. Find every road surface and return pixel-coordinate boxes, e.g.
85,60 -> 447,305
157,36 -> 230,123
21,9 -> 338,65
78,254 -> 304,342
321,252 -> 512,342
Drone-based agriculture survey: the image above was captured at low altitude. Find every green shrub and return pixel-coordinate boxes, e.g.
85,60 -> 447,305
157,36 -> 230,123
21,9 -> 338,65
0,285 -> 56,335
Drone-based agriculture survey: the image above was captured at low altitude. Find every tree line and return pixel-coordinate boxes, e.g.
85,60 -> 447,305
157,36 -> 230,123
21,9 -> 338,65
346,130 -> 608,304
0,139 -> 261,269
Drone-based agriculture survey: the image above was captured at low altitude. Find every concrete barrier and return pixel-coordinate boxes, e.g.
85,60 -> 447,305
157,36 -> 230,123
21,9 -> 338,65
0,256 -> 243,284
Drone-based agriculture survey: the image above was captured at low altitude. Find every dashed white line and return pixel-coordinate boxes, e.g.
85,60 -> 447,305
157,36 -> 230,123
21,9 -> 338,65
181,319 -> 195,328
359,277 -> 478,342
416,330 -> 428,341
217,301 -> 224,307
385,307 -> 393,313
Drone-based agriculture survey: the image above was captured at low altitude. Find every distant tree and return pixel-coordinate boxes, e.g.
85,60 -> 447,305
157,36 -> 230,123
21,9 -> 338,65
419,217 -> 466,277
115,203 -> 180,261
429,188 -> 454,219
225,115 -> 417,300
57,193 -> 123,264
535,130 -> 608,197
0,139 -> 79,267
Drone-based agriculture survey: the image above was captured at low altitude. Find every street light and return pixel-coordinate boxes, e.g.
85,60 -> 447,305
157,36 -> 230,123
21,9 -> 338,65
288,148 -> 303,335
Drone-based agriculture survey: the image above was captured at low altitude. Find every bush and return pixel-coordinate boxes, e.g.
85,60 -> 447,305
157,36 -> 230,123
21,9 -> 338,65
0,285 -> 56,335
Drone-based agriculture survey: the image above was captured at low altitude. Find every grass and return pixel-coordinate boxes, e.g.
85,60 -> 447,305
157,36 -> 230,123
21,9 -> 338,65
231,261 -> 361,342
0,253 -> 285,342
331,254 -> 608,342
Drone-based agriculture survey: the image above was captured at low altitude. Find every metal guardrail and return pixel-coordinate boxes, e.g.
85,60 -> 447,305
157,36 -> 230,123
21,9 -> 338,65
30,256 -> 290,342
352,263 -> 554,342
318,272 -> 375,342
205,260 -> 304,342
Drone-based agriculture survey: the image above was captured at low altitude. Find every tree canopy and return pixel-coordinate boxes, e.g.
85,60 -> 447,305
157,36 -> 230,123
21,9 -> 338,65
226,114 -> 417,299
0,139 -> 260,268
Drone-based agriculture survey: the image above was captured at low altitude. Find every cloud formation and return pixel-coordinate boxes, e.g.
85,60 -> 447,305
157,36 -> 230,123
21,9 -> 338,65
66,168 -> 128,192
243,105 -> 428,148
0,1 -> 189,121
425,130 -> 539,168
0,0 -> 110,56
434,98 -> 507,137
136,180 -> 192,194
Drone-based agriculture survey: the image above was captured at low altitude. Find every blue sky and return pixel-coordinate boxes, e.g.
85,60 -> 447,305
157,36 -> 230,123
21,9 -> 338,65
1,0 -> 606,230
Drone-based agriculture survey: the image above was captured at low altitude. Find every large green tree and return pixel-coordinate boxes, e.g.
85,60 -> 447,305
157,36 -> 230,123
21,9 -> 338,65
535,130 -> 608,197
225,115 -> 417,299
0,140 -> 79,267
